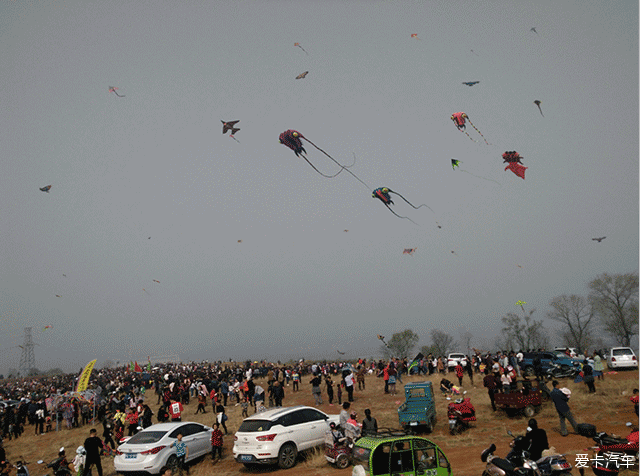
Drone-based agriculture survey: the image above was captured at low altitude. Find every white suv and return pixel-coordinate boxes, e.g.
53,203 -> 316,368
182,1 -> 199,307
233,405 -> 340,469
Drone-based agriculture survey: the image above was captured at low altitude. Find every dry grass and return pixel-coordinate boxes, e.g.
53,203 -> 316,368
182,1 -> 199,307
3,369 -> 638,476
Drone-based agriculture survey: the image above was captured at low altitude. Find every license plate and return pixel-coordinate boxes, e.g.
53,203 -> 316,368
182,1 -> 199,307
449,419 -> 456,424
409,422 -> 418,426
240,455 -> 253,462
125,453 -> 137,459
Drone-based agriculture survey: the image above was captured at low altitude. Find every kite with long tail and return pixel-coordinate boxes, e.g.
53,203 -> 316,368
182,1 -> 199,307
372,187 -> 434,225
534,100 -> 544,117
451,112 -> 490,145
377,334 -> 390,348
451,159 -> 500,186
108,86 -> 125,97
294,42 -> 309,55
279,129 -> 363,183
516,300 -> 526,312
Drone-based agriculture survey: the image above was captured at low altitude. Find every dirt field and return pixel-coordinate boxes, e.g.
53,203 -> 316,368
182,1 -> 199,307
4,369 -> 638,476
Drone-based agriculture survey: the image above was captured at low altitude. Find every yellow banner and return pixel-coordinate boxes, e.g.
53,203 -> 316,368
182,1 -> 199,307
76,359 -> 97,393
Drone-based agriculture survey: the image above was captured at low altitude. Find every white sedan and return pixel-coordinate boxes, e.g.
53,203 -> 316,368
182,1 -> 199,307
114,422 -> 212,474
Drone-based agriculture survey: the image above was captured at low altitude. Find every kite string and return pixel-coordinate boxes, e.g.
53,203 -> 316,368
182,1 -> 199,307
467,118 -> 491,145
303,138 -> 371,190
389,191 -> 435,213
460,169 -> 502,187
300,154 -> 346,178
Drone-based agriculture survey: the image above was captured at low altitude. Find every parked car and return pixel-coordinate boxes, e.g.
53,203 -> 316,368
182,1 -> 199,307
607,347 -> 638,369
554,347 -> 580,358
114,421 -> 213,475
351,429 -> 452,476
397,381 -> 436,433
446,353 -> 468,369
518,351 -> 580,376
233,405 -> 340,469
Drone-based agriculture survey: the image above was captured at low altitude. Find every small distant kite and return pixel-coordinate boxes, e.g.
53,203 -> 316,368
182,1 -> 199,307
403,248 -> 417,256
462,81 -> 480,86
530,27 -> 538,34
295,71 -> 309,80
148,237 -> 151,240
517,264 -> 522,268
534,100 -> 544,117
294,42 -> 308,55
450,251 -> 458,256
377,334 -> 389,348
343,229 -> 349,233
55,295 -> 61,298
502,151 -> 527,180
592,237 -> 606,243
372,187 -> 434,225
40,185 -> 52,193
410,33 -> 421,40
43,325 -> 53,331
436,222 -> 442,229
471,50 -> 480,56
108,86 -> 125,97
221,120 -> 240,136
152,279 -> 160,284
451,159 -> 500,185
62,274 -> 67,277
516,300 -> 527,312
451,112 -> 490,145
337,350 -> 345,355
237,240 -> 242,243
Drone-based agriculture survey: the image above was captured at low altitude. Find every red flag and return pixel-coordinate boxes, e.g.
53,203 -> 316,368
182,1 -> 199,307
505,162 -> 527,179
134,361 -> 142,372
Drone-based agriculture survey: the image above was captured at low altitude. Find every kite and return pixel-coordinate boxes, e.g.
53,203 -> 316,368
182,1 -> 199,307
451,159 -> 500,185
372,187 -> 433,225
55,295 -> 61,298
62,274 -> 67,277
279,129 -> 366,184
108,86 -> 125,97
343,229 -> 349,233
294,42 -> 308,55
462,81 -> 480,86
436,222 -> 442,229
337,350 -> 345,355
502,151 -> 527,179
238,240 -> 242,243
148,237 -> 151,240
471,50 -> 480,56
534,100 -> 544,117
515,300 -> 526,312
403,248 -> 417,256
410,33 -> 421,40
40,185 -> 52,193
221,120 -> 240,135
295,71 -> 308,80
517,264 -> 522,268
152,279 -> 160,284
377,334 -> 390,348
592,237 -> 606,243
43,325 -> 53,331
451,250 -> 458,256
450,112 -> 490,144
530,27 -> 538,34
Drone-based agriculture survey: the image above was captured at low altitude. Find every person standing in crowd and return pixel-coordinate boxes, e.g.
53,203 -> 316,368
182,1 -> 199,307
523,418 -> 549,461
169,399 -> 183,422
454,362 -> 464,387
361,409 -> 378,436
195,393 -> 206,414
483,369 -> 497,411
593,351 -> 605,381
325,375 -> 334,406
210,423 -> 223,461
550,380 -> 579,436
272,381 -> 284,407
170,433 -> 189,475
344,370 -> 355,402
102,412 -> 116,452
310,373 -> 323,405
82,428 -> 103,476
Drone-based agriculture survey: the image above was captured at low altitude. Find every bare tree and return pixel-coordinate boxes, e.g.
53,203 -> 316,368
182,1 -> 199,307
547,295 -> 594,353
501,308 -> 548,351
430,329 -> 454,357
588,273 -> 638,347
382,329 -> 419,359
458,327 -> 474,352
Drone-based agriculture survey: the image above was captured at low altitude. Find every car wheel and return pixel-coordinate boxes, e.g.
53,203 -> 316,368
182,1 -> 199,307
425,418 -> 434,433
166,455 -> 179,472
336,453 -> 350,469
277,443 -> 298,469
523,405 -> 535,418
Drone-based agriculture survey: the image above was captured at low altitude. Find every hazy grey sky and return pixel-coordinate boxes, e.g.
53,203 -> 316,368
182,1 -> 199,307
1,1 -> 638,374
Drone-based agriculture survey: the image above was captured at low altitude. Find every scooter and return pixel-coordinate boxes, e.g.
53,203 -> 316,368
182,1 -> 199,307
447,397 -> 476,435
579,423 -> 639,476
536,452 -> 572,476
481,431 -> 541,476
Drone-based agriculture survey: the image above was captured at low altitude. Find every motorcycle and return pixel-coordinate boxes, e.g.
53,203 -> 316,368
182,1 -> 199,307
579,423 -> 639,476
46,457 -> 72,476
447,397 -> 476,435
536,453 -> 572,476
481,431 -> 541,476
545,362 -> 578,380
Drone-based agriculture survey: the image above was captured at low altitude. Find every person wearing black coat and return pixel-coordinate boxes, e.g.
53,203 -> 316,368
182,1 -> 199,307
523,418 -> 549,460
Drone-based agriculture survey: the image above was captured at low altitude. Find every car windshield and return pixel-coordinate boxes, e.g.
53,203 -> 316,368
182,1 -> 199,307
237,420 -> 274,432
352,446 -> 371,470
126,431 -> 167,445
612,348 -> 633,356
